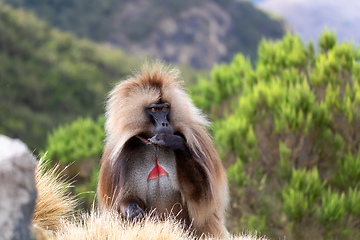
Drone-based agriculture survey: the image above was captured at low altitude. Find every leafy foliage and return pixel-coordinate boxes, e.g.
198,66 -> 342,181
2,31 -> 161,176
192,31 -> 360,239
44,117 -> 104,164
317,188 -> 346,227
282,168 -> 324,220
42,117 -> 105,209
336,151 -> 360,188
346,188 -> 360,217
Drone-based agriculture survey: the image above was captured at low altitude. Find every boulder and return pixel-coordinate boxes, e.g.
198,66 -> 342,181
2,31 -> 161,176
0,135 -> 37,240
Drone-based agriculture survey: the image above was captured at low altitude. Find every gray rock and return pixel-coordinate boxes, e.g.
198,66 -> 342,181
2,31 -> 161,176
0,135 -> 37,240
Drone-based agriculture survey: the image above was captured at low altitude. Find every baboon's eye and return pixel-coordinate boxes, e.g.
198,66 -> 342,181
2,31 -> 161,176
162,106 -> 167,112
151,107 -> 156,113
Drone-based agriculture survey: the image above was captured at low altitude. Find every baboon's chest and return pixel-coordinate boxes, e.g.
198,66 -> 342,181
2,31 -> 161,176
128,144 -> 183,215
146,149 -> 183,215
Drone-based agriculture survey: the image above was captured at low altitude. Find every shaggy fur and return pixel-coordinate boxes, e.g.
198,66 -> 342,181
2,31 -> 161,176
98,62 -> 229,237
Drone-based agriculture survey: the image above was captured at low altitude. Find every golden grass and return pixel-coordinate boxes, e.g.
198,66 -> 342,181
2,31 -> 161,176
54,211 -> 194,240
33,157 -> 78,231
52,210 -> 267,240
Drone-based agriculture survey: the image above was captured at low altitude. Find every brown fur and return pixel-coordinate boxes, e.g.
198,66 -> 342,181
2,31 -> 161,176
98,63 -> 229,238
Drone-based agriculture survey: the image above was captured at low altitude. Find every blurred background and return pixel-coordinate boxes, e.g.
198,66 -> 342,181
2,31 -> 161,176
1,0 -> 359,239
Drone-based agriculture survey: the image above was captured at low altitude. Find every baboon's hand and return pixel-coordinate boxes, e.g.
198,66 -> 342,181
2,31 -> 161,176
148,134 -> 185,151
124,202 -> 145,220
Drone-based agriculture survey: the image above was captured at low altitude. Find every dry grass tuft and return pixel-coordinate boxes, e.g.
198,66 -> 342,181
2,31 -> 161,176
33,157 -> 78,231
231,233 -> 268,240
54,210 -> 195,240
51,210 -> 267,240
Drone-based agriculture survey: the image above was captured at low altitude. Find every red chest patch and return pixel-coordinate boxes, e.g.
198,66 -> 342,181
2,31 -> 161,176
148,157 -> 168,180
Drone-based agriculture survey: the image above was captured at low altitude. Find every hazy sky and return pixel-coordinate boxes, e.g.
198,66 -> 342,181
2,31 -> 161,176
258,0 -> 360,43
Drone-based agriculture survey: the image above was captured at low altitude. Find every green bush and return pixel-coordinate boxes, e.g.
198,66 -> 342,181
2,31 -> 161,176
193,31 -> 360,239
42,116 -> 105,209
317,188 -> 346,227
277,141 -> 292,178
282,188 -> 309,221
44,117 -> 104,164
336,151 -> 360,188
282,168 -> 324,220
227,158 -> 248,190
346,188 -> 360,217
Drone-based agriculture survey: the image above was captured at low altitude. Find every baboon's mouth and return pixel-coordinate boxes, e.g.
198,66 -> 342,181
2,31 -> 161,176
136,135 -> 152,144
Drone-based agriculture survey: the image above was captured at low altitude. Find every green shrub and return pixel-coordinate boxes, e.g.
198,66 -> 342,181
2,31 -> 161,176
277,141 -> 292,178
42,116 -> 105,209
336,151 -> 360,188
44,117 -> 104,164
282,168 -> 324,220
282,188 -> 309,221
317,188 -> 346,227
193,31 -> 360,239
227,158 -> 248,189
346,188 -> 360,217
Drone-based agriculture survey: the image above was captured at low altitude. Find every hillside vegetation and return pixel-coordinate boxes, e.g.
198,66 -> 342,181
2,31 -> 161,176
193,31 -> 360,239
45,32 -> 360,239
5,0 -> 285,68
0,2 -> 138,150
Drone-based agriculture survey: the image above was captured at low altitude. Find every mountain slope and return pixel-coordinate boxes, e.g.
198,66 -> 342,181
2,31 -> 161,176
0,2 -> 138,150
5,0 -> 285,68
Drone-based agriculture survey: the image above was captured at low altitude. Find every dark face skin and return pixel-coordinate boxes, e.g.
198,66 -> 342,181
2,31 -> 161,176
146,102 -> 186,152
146,103 -> 174,136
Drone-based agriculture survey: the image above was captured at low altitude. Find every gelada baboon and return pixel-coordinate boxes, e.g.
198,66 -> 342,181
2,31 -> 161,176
98,63 -> 229,238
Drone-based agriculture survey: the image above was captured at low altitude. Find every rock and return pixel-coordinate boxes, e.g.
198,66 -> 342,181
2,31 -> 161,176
0,135 -> 37,240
